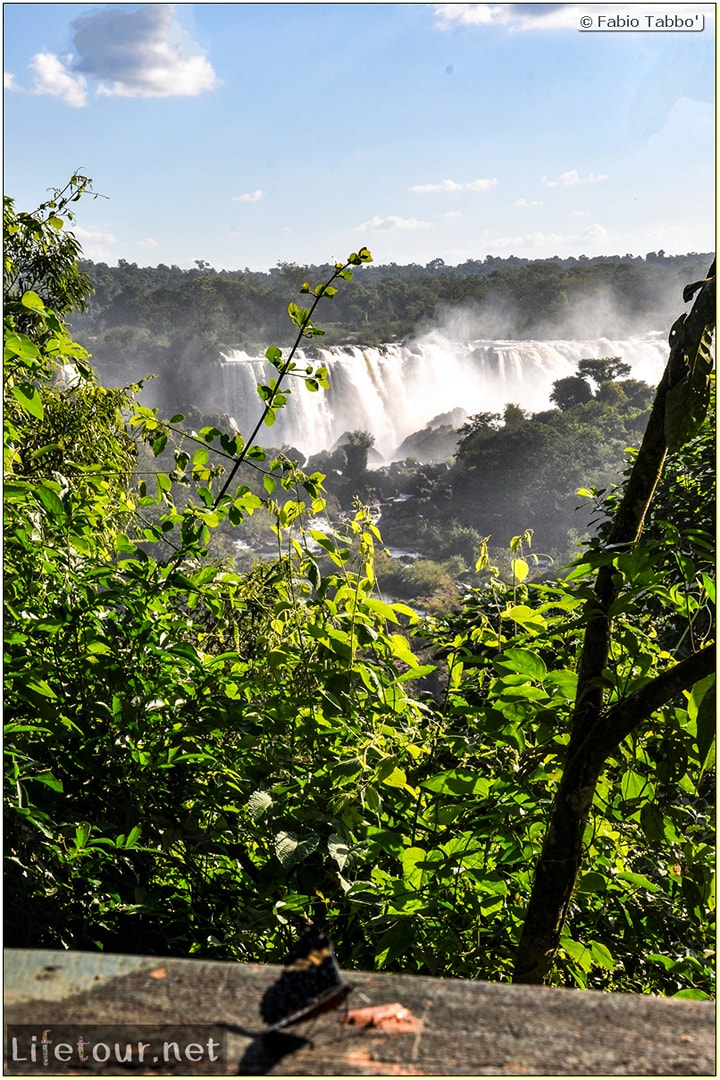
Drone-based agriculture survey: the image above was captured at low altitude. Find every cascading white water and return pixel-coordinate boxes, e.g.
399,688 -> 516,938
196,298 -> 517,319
212,330 -> 668,461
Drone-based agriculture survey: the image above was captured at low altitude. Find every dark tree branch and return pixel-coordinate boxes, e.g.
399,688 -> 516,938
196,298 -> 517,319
597,644 -> 716,757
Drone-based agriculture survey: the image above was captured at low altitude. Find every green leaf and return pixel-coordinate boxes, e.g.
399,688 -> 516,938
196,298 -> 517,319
640,802 -> 669,842
151,432 -> 168,456
511,557 -> 529,582
401,846 -> 427,887
589,941 -> 615,970
21,289 -> 46,311
13,383 -> 44,420
362,598 -> 399,623
689,675 -> 715,771
33,485 -> 65,520
421,768 -> 490,797
545,670 -> 578,699
494,648 -> 547,681
75,823 -> 92,850
376,760 -> 409,789
248,790 -> 273,822
699,572 -> 715,604
5,331 -> 41,360
664,321 -> 714,451
615,870 -> 660,893
577,871 -> 608,893
327,834 -> 351,872
500,605 -> 546,631
620,769 -> 647,801
287,302 -> 310,328
32,770 -> 63,793
389,633 -> 422,669
274,831 -> 320,870
559,936 -> 592,971
646,953 -> 675,970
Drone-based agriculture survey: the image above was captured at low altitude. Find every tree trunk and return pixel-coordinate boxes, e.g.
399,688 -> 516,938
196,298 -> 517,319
512,267 -> 716,985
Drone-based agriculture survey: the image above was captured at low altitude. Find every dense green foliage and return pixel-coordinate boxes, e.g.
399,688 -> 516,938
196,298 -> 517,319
453,380 -> 654,552
4,185 -> 715,998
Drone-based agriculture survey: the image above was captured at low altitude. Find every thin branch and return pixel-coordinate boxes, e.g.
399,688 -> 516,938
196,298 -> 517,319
212,264 -> 353,510
597,644 -> 715,755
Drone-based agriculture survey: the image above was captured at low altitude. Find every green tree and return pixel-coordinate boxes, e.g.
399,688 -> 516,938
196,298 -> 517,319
577,356 -> 631,386
513,263 -> 716,985
343,430 -> 375,479
4,174 -> 100,319
550,375 -> 594,410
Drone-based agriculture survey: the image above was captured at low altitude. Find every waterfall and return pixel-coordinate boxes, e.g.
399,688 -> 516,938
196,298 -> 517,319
212,330 -> 668,461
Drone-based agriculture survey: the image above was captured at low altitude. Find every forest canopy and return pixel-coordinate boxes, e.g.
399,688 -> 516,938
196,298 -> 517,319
73,250 -> 713,352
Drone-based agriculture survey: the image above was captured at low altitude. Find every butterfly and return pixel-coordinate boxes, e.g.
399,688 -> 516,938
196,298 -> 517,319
220,924 -> 352,1038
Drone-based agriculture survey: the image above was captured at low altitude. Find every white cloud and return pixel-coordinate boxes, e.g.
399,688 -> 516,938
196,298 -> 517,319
29,52 -> 88,107
410,179 -> 463,194
5,5 -> 217,105
409,177 -> 496,194
434,4 -> 714,33
515,198 -> 542,208
466,178 -> 497,192
442,211 -> 464,219
356,215 -> 432,232
494,230 -> 565,248
72,4 -> 218,98
543,170 -> 608,187
233,190 -> 263,203
581,223 -> 608,242
4,71 -> 19,91
434,4 -> 584,32
136,237 -> 159,249
491,221 -> 610,253
75,226 -> 116,243
74,226 -> 117,260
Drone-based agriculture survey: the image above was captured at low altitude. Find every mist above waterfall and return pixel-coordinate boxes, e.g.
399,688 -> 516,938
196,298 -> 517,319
75,252 -> 710,463
215,323 -> 668,462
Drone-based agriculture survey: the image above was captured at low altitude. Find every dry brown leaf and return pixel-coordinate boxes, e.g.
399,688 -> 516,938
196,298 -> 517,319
343,1002 -> 422,1032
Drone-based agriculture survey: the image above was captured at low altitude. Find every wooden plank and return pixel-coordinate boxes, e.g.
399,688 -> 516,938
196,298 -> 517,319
3,949 -> 715,1075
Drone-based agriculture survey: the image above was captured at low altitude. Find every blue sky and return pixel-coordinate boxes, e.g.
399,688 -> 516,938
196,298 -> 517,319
3,2 -> 716,270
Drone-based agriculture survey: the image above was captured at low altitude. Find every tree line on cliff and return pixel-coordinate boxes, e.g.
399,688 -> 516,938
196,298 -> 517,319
73,249 -> 712,366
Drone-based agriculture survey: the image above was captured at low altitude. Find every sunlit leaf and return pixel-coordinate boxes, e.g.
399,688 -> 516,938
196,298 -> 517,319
13,383 -> 44,420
